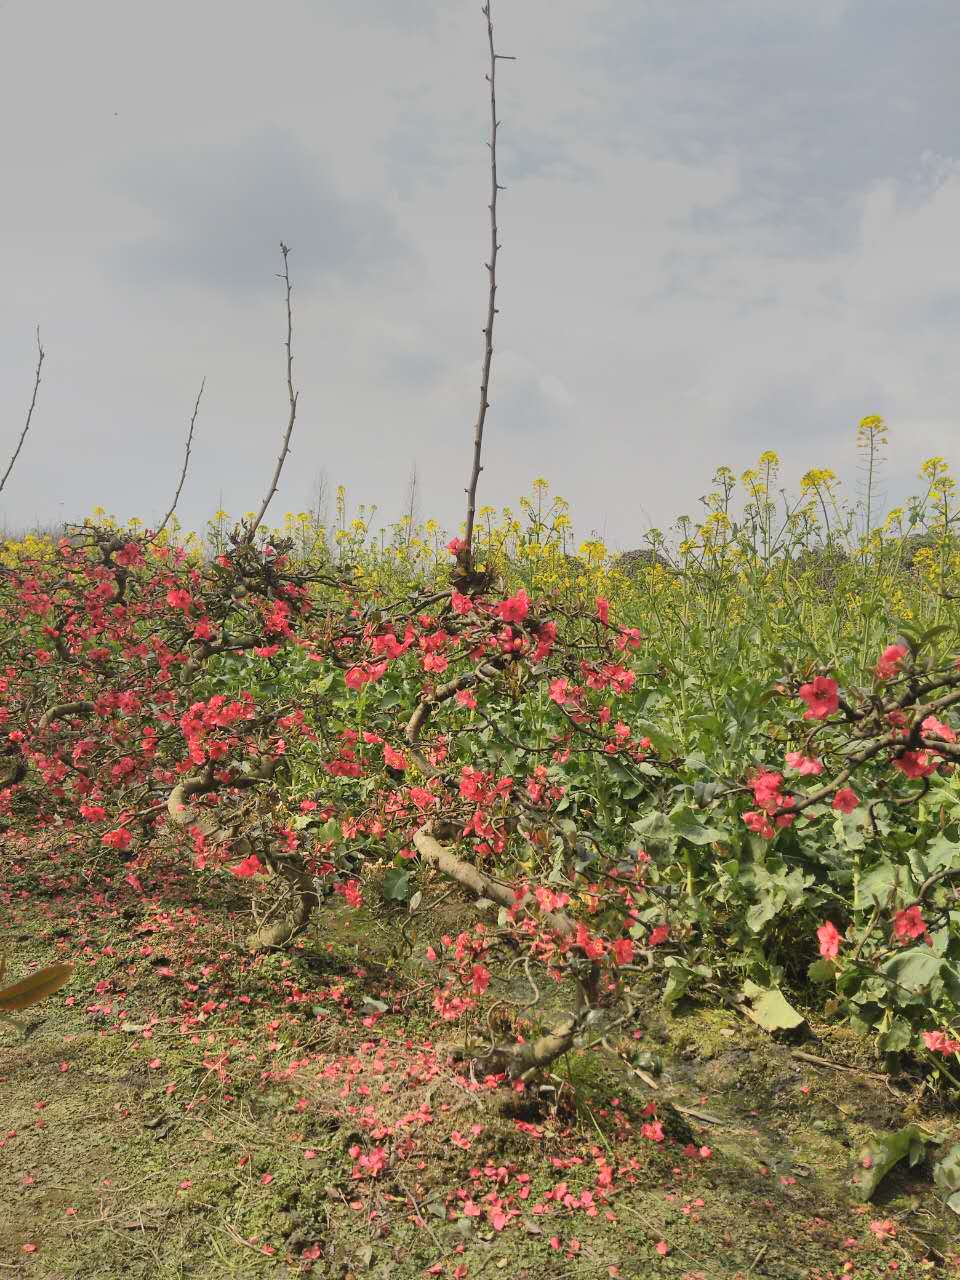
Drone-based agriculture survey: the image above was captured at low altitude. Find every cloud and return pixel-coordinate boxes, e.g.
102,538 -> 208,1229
325,0 -> 441,31
110,129 -> 410,296
588,0 -> 960,254
2,0 -> 958,550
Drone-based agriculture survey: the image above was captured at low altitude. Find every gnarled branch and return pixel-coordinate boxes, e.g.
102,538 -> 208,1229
38,701 -> 95,731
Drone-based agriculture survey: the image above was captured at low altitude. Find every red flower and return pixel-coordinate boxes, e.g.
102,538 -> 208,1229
165,588 -> 193,613
752,770 -> 785,812
470,963 -> 490,994
497,590 -> 530,624
743,810 -> 774,839
797,675 -> 839,720
549,677 -> 572,705
817,921 -> 841,959
893,750 -> 936,780
785,751 -> 823,776
831,787 -> 859,813
922,1029 -> 960,1056
339,879 -> 363,909
229,854 -> 264,878
921,714 -> 957,743
875,642 -> 908,681
102,827 -> 133,852
344,662 -> 387,690
892,905 -> 929,944
869,1219 -> 896,1242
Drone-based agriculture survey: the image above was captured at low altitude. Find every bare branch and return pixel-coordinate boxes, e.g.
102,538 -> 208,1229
403,461 -> 419,550
246,859 -> 319,952
413,823 -> 575,941
1,328 -> 45,495
38,701 -> 95,731
154,378 -> 205,539
247,243 -> 299,542
462,2 -> 511,570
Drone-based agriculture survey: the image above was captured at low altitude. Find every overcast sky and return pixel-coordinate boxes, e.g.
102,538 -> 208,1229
1,0 -> 958,548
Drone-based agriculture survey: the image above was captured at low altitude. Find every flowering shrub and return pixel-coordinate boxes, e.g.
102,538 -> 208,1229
1,442 -> 960,1092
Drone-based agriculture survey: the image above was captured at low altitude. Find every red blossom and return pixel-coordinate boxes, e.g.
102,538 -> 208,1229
922,1029 -> 960,1056
496,590 -> 530,624
797,675 -> 839,720
875,642 -> 909,681
832,787 -> 859,813
817,921 -> 842,959
229,854 -> 264,878
892,905 -> 930,944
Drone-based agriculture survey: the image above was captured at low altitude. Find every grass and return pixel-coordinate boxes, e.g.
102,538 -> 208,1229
2,831 -> 959,1279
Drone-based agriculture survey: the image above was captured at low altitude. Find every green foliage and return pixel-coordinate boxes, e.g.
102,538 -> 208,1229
933,1142 -> 960,1214
851,1125 -> 935,1201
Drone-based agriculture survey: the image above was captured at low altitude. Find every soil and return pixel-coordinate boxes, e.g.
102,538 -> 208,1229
2,836 -> 959,1279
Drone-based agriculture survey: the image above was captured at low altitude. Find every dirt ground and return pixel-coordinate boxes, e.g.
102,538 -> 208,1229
2,835 -> 959,1279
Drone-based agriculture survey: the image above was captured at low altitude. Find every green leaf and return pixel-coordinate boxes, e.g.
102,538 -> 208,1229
740,980 -> 806,1032
669,804 -> 726,846
918,623 -> 953,651
879,947 -> 944,996
633,718 -> 681,760
631,810 -> 678,857
933,1144 -> 960,1210
807,959 -> 836,984
746,899 -> 780,932
693,779 -> 721,808
851,1126 -> 934,1201
381,868 -> 412,902
835,808 -> 867,853
877,1017 -> 913,1054
857,859 -> 902,909
661,958 -> 710,1011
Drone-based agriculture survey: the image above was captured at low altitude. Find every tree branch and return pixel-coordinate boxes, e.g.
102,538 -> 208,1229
154,378 -> 205,539
1,328 -> 44,495
246,243 -> 299,542
462,2 -> 512,571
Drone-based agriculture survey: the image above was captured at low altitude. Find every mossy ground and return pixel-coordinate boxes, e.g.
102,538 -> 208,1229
2,836 -> 959,1279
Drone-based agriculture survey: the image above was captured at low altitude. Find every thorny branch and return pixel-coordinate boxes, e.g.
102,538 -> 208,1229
462,2 -> 515,572
154,378 -> 205,539
1,328 -> 45,495
247,243 -> 299,542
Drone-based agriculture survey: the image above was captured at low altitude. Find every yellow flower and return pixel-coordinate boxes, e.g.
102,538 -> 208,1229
858,414 -> 888,440
578,539 -> 607,563
800,468 -> 837,493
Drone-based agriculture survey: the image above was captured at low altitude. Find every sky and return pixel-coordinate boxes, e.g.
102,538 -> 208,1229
1,0 -> 958,550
